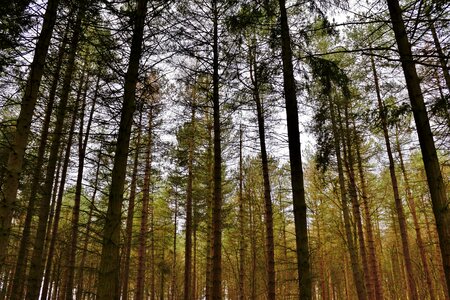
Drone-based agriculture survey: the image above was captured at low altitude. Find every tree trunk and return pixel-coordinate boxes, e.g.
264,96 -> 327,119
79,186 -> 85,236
205,109 -> 213,300
26,12 -> 85,295
171,186 -> 178,300
76,147 -> 102,300
65,72 -> 98,300
238,125 -> 245,300
0,0 -> 59,263
121,110 -> 143,300
395,125 -> 436,300
96,0 -> 148,298
386,0 -> 450,292
371,54 -> 418,300
329,95 -> 367,300
184,102 -> 196,300
278,0 -> 311,298
40,142 -> 71,300
9,24 -> 69,299
211,0 -> 223,299
249,43 -> 276,300
136,107 -> 153,300
341,103 -> 371,300
426,9 -> 450,92
354,127 -> 384,300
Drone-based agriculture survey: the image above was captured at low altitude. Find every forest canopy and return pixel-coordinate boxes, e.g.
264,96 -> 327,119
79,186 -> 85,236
0,0 -> 449,299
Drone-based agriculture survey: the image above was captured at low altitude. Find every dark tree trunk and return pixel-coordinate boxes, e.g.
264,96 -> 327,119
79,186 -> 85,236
121,110 -> 143,300
205,109 -> 213,300
65,73 -> 98,300
250,45 -> 275,300
395,125 -> 436,300
136,108 -> 153,300
278,0 -> 311,298
371,54 -> 418,300
0,0 -> 59,264
171,186 -> 178,300
76,147 -> 102,300
386,0 -> 450,292
184,103 -> 195,300
40,143 -> 69,300
26,13 -> 85,295
211,0 -> 223,299
96,0 -> 148,298
238,125 -> 245,300
9,25 -> 69,299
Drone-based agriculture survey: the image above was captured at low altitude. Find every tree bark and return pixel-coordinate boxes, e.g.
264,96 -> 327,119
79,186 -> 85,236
278,0 -> 311,298
0,0 -> 59,265
386,0 -> 450,292
96,0 -> 148,298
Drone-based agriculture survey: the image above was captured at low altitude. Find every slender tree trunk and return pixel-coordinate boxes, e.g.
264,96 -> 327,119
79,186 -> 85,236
76,148 -> 102,300
136,107 -> 153,300
26,15 -> 85,295
278,0 -> 311,297
121,110 -> 143,300
150,188 -> 156,300
341,103 -> 371,300
65,72 -> 98,300
249,189 -> 257,300
211,1 -> 223,299
192,210 -> 198,300
171,187 -> 178,300
184,103 -> 196,300
386,0 -> 450,292
354,127 -> 384,300
249,44 -> 276,300
371,54 -> 418,300
329,95 -> 367,300
426,10 -> 450,91
40,143 -> 68,300
0,0 -> 59,263
36,91 -> 81,300
9,25 -> 69,299
238,125 -> 245,300
96,0 -> 148,298
394,125 -> 436,300
205,110 -> 213,300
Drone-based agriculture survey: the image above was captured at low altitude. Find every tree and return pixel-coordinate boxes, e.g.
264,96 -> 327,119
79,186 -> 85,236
96,0 -> 148,298
278,0 -> 312,298
0,0 -> 59,265
385,0 -> 450,292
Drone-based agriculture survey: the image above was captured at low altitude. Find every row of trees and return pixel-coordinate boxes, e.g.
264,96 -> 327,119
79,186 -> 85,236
0,0 -> 448,299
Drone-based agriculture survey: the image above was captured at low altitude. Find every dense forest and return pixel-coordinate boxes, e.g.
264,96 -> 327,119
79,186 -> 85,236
0,0 -> 449,299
